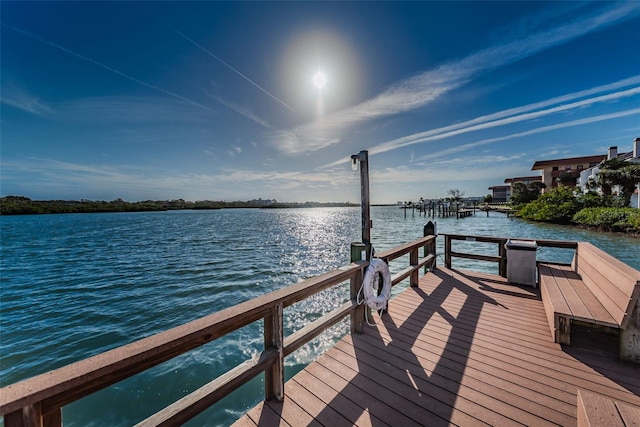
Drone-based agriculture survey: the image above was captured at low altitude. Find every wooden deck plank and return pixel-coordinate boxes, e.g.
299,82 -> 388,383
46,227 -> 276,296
326,340 -> 495,426
347,327 -> 576,419
311,352 -> 432,426
245,400 -> 291,427
292,371 -> 382,427
617,400 -> 640,426
233,268 -> 640,427
577,389 -> 623,427
280,377 -> 348,426
392,309 -> 639,404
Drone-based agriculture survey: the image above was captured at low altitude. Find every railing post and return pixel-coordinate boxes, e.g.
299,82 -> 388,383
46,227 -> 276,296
3,403 -> 60,427
44,408 -> 62,427
410,248 -> 419,287
445,235 -> 452,269
499,239 -> 507,278
423,221 -> 437,272
350,268 -> 365,334
350,243 -> 366,333
264,303 -> 284,401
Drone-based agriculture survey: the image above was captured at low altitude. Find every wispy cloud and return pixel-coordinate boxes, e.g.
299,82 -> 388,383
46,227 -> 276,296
161,21 -> 296,113
62,96 -> 213,123
322,77 -> 640,168
210,94 -> 273,129
227,146 -> 242,157
0,157 -> 356,200
378,85 -> 640,156
1,84 -> 53,117
1,22 -> 219,115
270,2 -> 639,155
370,163 -> 526,186
417,108 -> 640,163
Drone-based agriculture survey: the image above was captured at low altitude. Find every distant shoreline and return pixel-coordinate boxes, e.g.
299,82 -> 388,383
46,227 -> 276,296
0,196 -> 361,215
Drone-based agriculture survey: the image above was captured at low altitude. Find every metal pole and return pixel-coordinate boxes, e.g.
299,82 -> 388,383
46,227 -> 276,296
351,150 -> 372,259
359,151 -> 372,257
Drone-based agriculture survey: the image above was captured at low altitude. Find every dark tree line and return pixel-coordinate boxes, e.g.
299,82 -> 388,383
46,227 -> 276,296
0,196 -> 356,215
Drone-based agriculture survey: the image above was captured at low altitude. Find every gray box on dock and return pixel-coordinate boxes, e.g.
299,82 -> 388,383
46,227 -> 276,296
505,240 -> 537,287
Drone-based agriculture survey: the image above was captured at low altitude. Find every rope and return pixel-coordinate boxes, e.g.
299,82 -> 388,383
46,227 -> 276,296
356,279 -> 384,326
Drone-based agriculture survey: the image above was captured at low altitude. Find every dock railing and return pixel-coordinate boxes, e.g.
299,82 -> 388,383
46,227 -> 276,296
443,233 -> 578,277
1,235 -> 436,427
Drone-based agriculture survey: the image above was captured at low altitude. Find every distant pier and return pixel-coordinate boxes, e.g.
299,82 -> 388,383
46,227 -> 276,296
481,204 -> 514,217
402,202 -> 477,218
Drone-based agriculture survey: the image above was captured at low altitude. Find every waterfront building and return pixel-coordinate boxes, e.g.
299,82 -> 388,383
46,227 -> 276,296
531,154 -> 605,192
487,185 -> 511,202
488,176 -> 542,202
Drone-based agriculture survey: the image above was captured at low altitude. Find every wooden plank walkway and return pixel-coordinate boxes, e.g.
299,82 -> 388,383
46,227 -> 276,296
233,268 -> 640,426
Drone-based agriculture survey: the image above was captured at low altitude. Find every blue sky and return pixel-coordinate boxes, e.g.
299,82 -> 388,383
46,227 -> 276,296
1,1 -> 639,204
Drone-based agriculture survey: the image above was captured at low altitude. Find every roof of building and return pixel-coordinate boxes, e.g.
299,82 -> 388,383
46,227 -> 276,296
531,154 -> 606,170
488,185 -> 510,190
504,175 -> 542,184
618,151 -> 634,161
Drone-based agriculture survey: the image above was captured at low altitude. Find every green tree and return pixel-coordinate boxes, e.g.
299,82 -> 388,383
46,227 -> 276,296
510,181 -> 546,206
556,171 -> 579,187
591,159 -> 640,207
446,189 -> 465,209
519,186 -> 581,224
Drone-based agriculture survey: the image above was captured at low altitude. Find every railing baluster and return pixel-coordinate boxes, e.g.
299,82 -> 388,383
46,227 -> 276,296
264,303 -> 284,401
4,403 -> 54,427
350,266 -> 365,334
499,239 -> 507,277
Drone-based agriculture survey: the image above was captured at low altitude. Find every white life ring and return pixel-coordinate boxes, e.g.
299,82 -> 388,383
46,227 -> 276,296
362,258 -> 391,311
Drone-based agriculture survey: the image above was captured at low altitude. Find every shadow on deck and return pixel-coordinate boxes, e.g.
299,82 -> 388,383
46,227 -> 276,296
234,268 -> 640,426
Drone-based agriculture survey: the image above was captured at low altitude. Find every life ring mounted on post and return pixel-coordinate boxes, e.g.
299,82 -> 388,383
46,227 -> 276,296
360,258 -> 392,311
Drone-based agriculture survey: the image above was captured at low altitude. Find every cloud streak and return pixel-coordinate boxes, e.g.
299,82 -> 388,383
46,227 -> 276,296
270,2 -> 639,155
162,22 -> 296,113
0,157 -> 356,201
374,84 -> 640,155
416,108 -> 640,163
209,94 -> 273,129
321,76 -> 640,168
1,22 -> 218,116
1,85 -> 53,117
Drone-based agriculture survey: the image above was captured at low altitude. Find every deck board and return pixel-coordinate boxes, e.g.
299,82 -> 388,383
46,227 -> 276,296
234,268 -> 640,426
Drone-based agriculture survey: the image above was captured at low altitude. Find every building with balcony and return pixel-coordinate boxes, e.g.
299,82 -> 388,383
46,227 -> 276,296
532,155 -> 606,192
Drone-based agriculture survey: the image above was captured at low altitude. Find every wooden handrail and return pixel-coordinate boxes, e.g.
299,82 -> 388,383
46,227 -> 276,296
377,235 -> 436,287
443,233 -> 578,277
1,235 -> 437,427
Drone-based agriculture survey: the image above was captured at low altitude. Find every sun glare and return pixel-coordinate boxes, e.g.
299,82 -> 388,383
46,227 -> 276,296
313,71 -> 327,89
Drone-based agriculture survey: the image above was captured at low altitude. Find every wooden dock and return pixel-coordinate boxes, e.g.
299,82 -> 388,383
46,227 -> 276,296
234,268 -> 640,426
455,208 -> 474,218
3,234 -> 639,427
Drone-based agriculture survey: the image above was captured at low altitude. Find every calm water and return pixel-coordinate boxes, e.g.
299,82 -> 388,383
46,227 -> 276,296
1,206 -> 638,426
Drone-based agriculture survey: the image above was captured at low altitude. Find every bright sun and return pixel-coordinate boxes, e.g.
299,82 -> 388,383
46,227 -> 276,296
312,71 -> 327,89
